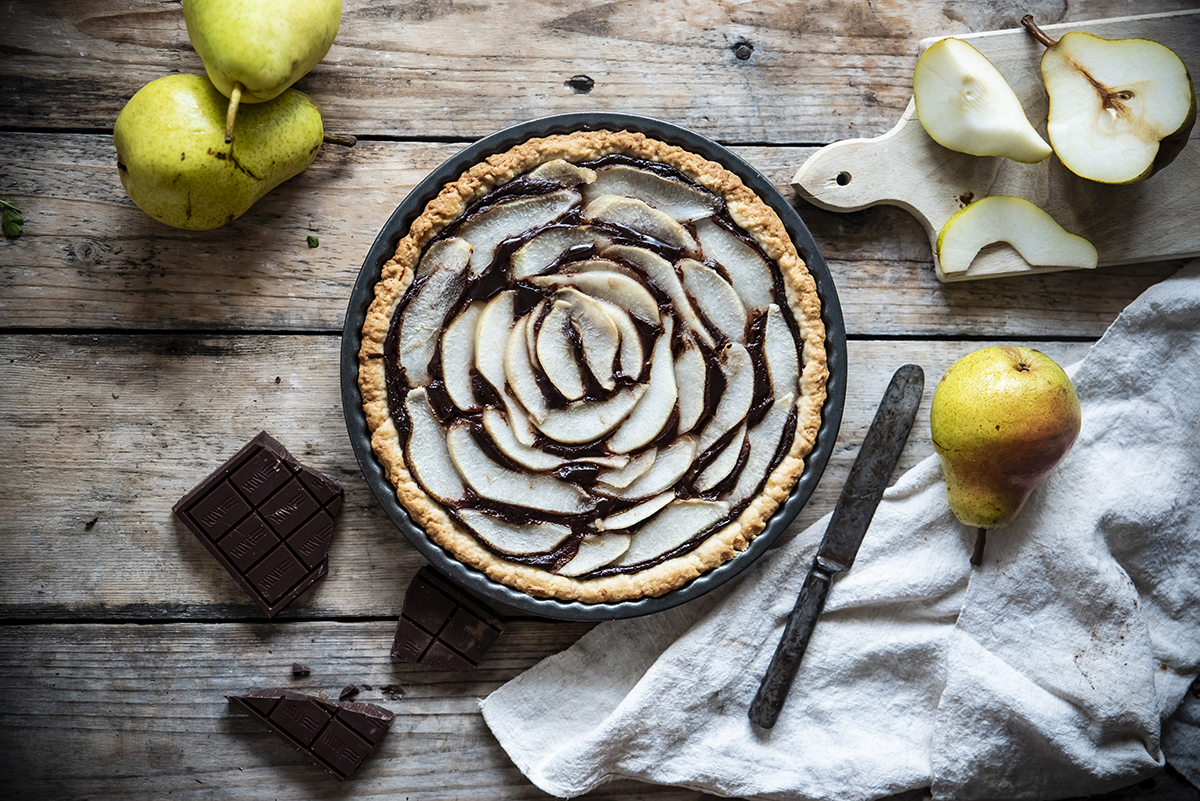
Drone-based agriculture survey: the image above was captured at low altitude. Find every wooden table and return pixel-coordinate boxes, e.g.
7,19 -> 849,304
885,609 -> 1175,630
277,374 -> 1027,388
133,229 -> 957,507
1,1 -> 1197,798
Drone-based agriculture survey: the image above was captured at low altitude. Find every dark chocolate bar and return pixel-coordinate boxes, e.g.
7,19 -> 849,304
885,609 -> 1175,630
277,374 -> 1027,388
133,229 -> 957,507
173,431 -> 343,616
390,566 -> 506,671
228,688 -> 394,780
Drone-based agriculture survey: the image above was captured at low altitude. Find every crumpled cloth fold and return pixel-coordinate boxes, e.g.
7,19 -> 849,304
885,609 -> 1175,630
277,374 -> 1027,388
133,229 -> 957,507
481,260 -> 1200,800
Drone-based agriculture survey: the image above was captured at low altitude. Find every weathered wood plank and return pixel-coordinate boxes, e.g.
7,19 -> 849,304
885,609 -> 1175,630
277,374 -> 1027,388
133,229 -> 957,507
0,134 -> 1180,335
0,333 -> 1092,620
0,0 -> 1194,142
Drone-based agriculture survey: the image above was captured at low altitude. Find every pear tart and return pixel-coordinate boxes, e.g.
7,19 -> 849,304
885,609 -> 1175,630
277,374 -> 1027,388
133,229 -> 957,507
359,129 -> 827,603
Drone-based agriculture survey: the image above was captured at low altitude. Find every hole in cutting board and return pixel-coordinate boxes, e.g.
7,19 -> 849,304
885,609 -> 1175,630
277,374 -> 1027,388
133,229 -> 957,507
835,172 -> 851,186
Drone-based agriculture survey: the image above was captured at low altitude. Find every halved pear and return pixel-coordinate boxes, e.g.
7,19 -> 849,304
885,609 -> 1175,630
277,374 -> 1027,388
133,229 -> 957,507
441,301 -> 484,412
693,217 -> 775,313
680,258 -> 748,344
1028,21 -> 1196,183
582,165 -> 721,221
608,317 -> 677,454
457,188 -> 580,274
556,532 -> 631,576
936,195 -> 1098,275
608,499 -> 729,568
913,37 -> 1052,163
583,195 -> 698,254
456,509 -> 572,556
404,388 -> 466,503
596,492 -> 675,532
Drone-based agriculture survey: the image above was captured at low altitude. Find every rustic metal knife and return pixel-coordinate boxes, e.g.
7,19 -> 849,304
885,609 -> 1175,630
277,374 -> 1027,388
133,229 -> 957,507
748,363 -> 924,729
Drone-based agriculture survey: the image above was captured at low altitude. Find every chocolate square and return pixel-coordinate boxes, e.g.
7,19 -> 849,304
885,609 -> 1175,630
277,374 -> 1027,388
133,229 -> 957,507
246,546 -> 308,604
390,567 -> 507,671
187,481 -> 251,541
311,719 -> 373,777
231,448 -> 291,505
268,696 -> 332,747
261,477 -> 322,538
286,512 -> 335,570
217,514 -> 280,573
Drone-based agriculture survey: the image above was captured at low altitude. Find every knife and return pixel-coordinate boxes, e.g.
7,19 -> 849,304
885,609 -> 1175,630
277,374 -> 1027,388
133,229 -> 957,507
748,363 -> 924,729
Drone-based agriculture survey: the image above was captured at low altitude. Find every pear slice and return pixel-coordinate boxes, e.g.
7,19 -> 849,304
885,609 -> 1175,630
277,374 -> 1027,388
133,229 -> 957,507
399,239 -> 471,386
608,317 -> 677,454
480,407 -> 566,472
596,492 -> 675,532
533,385 -> 648,445
536,301 -> 587,402
695,424 -> 747,493
441,301 -> 484,412
595,448 -> 657,489
936,195 -> 1098,275
606,244 -> 714,348
556,533 -> 631,577
762,304 -> 800,401
693,217 -> 775,313
475,290 -> 516,395
403,388 -> 466,503
680,258 -> 748,344
597,436 -> 697,502
456,509 -> 572,556
674,338 -> 708,435
557,288 -> 620,391
913,37 -> 1052,163
583,195 -> 698,254
1027,21 -> 1197,183
608,499 -> 729,568
530,270 -> 660,325
527,159 -> 597,187
415,236 -> 473,280
445,422 -> 594,515
592,296 -> 645,379
582,165 -> 721,221
505,315 -> 551,422
457,188 -> 580,275
512,226 -> 612,279
697,343 -> 755,453
726,392 -> 793,507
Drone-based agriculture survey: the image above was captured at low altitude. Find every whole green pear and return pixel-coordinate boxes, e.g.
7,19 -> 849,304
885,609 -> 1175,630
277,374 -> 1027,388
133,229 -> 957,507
930,346 -> 1081,535
183,0 -> 341,139
113,74 -> 323,230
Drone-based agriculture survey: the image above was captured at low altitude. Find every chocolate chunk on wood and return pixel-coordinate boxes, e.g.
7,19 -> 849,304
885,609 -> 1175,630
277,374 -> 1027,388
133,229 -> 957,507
228,689 -> 394,780
172,432 -> 343,616
292,663 -> 311,676
390,566 -> 506,670
339,684 -> 360,700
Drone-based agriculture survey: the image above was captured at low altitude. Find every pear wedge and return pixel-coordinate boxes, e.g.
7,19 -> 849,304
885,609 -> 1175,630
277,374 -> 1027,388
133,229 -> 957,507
936,195 -> 1098,275
914,37 -> 1052,163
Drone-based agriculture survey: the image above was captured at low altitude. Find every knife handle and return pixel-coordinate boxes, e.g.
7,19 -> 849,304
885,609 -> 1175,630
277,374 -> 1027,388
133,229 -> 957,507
747,563 -> 833,729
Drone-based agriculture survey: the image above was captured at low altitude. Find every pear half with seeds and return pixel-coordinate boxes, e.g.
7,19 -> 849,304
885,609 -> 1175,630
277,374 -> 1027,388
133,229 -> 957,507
914,37 -> 1052,163
937,196 -> 1097,275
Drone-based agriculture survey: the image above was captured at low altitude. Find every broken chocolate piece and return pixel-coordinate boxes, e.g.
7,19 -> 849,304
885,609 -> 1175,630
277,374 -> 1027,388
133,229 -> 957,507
228,688 -> 394,780
172,431 -> 343,617
292,663 -> 311,676
339,684 -> 360,700
390,566 -> 507,671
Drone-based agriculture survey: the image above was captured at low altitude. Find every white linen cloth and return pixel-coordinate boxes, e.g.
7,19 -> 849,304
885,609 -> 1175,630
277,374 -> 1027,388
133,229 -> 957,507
480,260 -> 1200,800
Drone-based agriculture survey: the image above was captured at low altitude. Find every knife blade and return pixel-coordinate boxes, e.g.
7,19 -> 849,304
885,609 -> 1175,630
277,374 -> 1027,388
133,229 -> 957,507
748,363 -> 924,729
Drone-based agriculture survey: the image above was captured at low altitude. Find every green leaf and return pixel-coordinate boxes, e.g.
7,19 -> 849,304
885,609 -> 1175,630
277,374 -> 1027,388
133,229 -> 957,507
307,235 -> 319,248
1,199 -> 24,238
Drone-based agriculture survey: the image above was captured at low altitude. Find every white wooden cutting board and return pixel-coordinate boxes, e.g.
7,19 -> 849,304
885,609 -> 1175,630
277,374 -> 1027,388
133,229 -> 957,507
792,11 -> 1200,282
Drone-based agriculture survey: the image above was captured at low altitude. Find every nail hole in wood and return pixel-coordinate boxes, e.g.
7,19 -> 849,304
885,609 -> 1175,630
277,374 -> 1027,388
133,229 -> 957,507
732,41 -> 754,61
565,75 -> 594,94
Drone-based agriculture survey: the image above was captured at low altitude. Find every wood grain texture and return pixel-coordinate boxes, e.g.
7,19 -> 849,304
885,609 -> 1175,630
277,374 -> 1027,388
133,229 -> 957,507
793,12 -> 1200,281
0,333 -> 1092,621
0,134 -> 1181,335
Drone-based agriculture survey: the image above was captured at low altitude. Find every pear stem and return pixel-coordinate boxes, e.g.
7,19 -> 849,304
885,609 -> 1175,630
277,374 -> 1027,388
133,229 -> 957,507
970,528 -> 987,567
225,82 -> 243,144
1020,15 -> 1058,49
322,132 -> 358,147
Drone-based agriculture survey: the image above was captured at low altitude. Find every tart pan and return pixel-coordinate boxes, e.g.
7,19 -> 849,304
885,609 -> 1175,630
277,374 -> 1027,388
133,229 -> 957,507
341,112 -> 847,621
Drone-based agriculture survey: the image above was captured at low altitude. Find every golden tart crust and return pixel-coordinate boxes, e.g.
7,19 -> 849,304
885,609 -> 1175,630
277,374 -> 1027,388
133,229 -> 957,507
359,129 -> 828,603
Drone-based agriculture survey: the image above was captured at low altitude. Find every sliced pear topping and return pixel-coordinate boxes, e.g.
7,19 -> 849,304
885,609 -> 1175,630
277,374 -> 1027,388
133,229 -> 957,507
527,159 -> 597,187
559,288 -> 620,391
693,217 -> 775,313
504,315 -> 550,422
583,195 -> 698,254
674,338 -> 708,435
913,37 -> 1052,163
475,290 -> 516,394
445,422 -> 594,515
582,165 -> 721,221
536,300 -> 587,401
456,509 -> 572,556
415,237 -> 473,280
512,226 -> 612,279
596,492 -> 675,532
596,447 -> 657,489
598,436 -> 697,501
530,270 -> 660,325
556,532 -> 631,577
441,301 -> 484,412
680,258 -> 748,344
533,384 -> 648,445
698,343 -> 755,452
608,499 -> 729,568
762,304 -> 800,401
695,424 -> 747,493
404,388 -> 465,503
606,244 -> 713,347
458,188 -> 580,275
481,407 -> 566,472
609,317 -> 677,454
726,393 -> 793,507
936,195 -> 1098,275
592,296 -> 645,379
399,245 -> 470,386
